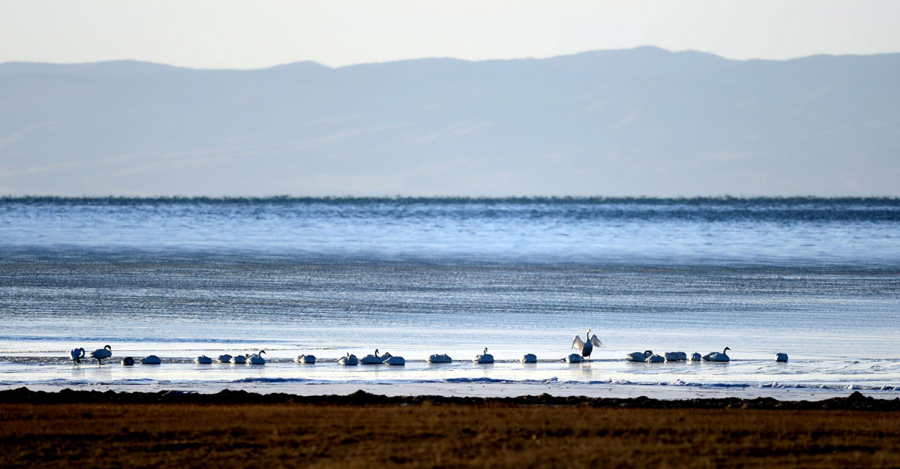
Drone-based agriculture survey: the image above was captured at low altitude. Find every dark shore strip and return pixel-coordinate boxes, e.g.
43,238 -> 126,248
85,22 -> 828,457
2,387 -> 898,410
4,394 -> 900,469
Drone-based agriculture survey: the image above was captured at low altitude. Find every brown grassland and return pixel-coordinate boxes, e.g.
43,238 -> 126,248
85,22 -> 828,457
2,400 -> 900,469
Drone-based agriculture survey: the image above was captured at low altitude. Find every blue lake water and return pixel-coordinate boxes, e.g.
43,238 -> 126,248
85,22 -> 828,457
1,197 -> 899,397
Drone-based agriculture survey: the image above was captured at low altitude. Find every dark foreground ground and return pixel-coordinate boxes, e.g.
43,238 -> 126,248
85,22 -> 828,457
1,389 -> 899,469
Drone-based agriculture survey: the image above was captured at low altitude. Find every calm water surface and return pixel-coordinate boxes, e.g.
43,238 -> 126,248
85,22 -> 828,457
1,197 -> 898,395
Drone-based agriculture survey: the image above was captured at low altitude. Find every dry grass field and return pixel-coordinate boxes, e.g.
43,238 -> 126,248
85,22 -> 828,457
2,401 -> 899,469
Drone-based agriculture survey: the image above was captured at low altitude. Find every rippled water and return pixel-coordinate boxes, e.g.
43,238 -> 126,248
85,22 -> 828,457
1,197 -> 898,396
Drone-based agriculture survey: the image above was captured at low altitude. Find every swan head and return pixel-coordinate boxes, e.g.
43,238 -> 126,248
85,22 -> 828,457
259,350 -> 266,356
375,349 -> 379,356
644,350 -> 653,356
484,347 -> 488,354
104,345 -> 111,351
724,347 -> 731,353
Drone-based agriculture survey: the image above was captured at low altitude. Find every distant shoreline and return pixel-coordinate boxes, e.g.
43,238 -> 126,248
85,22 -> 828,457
3,195 -> 900,203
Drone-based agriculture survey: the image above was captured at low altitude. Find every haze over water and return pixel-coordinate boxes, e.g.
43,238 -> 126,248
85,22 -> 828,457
1,197 -> 899,397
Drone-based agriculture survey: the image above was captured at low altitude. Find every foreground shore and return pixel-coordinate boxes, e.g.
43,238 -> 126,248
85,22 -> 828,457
2,389 -> 899,469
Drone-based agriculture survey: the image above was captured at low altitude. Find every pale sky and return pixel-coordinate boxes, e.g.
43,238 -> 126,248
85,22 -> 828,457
1,0 -> 899,69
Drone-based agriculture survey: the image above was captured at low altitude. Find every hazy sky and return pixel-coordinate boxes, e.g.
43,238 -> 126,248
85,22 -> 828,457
2,0 -> 899,68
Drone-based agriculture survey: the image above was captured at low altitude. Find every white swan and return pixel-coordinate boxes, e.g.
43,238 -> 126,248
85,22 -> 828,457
664,352 -> 687,362
361,349 -> 384,365
90,345 -> 112,365
646,353 -> 666,363
521,353 -> 537,364
69,348 -> 85,364
565,353 -> 583,363
571,329 -> 604,361
776,353 -> 789,362
474,347 -> 494,364
295,354 -> 316,364
217,354 -> 232,364
248,350 -> 266,365
195,355 -> 213,364
121,357 -> 135,366
230,354 -> 247,365
626,350 -> 653,362
377,352 -> 406,365
383,355 -> 405,366
338,353 -> 358,366
140,355 -> 161,365
702,347 -> 731,362
690,352 -> 702,362
427,353 -> 452,363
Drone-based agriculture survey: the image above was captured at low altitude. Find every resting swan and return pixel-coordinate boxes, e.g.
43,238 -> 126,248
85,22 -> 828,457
295,354 -> 316,364
195,355 -> 213,364
248,350 -> 266,365
427,353 -> 452,363
565,353 -> 583,363
626,350 -> 653,362
703,347 -> 731,362
140,355 -> 161,365
664,352 -> 687,362
217,354 -> 232,364
338,353 -> 358,366
382,354 -> 405,366
474,348 -> 494,364
776,353 -> 789,362
230,354 -> 247,365
521,353 -> 537,364
361,349 -> 383,365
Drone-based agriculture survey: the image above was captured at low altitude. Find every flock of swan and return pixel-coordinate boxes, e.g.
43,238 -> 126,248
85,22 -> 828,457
67,330 -> 790,367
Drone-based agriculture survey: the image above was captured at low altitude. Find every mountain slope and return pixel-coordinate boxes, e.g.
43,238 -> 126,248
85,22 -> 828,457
1,47 -> 898,196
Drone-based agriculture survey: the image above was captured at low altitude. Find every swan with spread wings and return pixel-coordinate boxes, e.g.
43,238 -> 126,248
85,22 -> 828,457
571,329 -> 604,361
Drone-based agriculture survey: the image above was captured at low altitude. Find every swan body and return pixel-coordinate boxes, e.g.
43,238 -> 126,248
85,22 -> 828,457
646,353 -> 666,363
383,355 -> 405,366
90,345 -> 112,365
474,348 -> 494,364
121,357 -> 135,366
664,352 -> 687,362
776,353 -> 789,362
140,355 -> 161,365
69,348 -> 85,364
571,329 -> 604,361
248,350 -> 266,365
566,353 -> 583,363
427,353 -> 452,363
195,355 -> 213,364
702,347 -> 731,362
690,352 -> 702,362
339,353 -> 358,366
217,354 -> 232,364
361,349 -> 383,365
627,350 -> 653,362
295,355 -> 316,364
521,353 -> 537,364
230,355 -> 247,365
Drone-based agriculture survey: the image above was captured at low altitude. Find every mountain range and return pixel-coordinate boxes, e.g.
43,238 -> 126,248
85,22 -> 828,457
1,47 -> 898,196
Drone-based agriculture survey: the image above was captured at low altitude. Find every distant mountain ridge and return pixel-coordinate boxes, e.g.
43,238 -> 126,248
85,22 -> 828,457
1,47 -> 898,196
